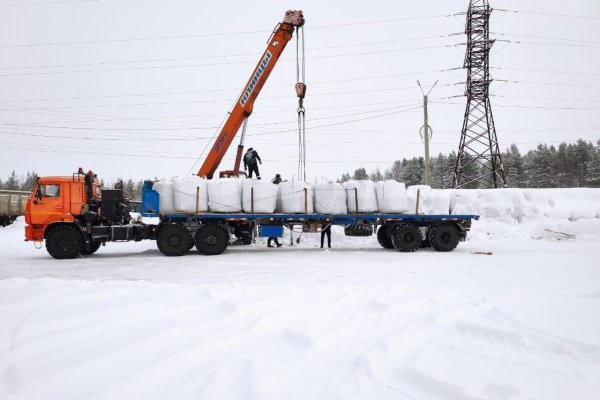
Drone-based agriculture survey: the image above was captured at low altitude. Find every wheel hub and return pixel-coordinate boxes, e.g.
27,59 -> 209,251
205,234 -> 218,246
167,235 -> 181,247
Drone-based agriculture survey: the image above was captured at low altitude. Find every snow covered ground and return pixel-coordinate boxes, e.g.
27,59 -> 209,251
1,215 -> 600,400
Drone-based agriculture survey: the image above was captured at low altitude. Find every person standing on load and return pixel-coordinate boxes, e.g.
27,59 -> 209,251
243,148 -> 262,179
268,173 -> 283,247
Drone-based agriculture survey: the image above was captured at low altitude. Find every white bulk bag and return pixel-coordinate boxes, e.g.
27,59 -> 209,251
375,180 -> 409,213
313,180 -> 347,214
278,180 -> 313,213
154,179 -> 175,213
406,186 -> 450,215
173,176 -> 208,213
207,178 -> 243,212
343,180 -> 378,213
449,189 -> 479,215
242,179 -> 278,213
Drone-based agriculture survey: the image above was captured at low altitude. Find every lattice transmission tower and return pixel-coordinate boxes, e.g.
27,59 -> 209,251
453,0 -> 507,188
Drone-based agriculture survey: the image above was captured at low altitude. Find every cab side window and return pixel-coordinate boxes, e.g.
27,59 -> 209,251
41,184 -> 61,198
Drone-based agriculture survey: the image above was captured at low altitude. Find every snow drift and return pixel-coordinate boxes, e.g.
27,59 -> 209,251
449,188 -> 600,221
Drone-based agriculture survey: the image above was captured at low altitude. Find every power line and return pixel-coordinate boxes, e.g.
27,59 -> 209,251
0,35 -> 456,72
495,79 -> 600,89
0,104 -> 423,142
0,69 -> 458,104
491,94 -> 600,104
0,104 -> 420,133
0,72 -> 458,104
492,67 -> 600,77
0,85 -> 437,111
0,44 -> 460,77
493,32 -> 600,45
495,8 -> 600,21
0,13 -> 458,49
0,0 -> 100,8
431,100 -> 600,111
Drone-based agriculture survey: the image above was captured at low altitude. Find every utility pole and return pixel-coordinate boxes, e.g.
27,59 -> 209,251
417,80 -> 438,186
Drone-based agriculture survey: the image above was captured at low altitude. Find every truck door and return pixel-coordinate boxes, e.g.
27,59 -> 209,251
29,183 -> 64,225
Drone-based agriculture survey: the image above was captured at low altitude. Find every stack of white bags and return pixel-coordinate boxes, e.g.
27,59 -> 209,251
153,177 -> 454,215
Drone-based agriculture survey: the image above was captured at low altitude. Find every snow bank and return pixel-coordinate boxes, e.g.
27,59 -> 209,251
242,179 -> 278,213
279,180 -> 313,213
207,178 -> 243,213
153,179 -> 175,213
313,181 -> 347,214
173,176 -> 208,213
449,188 -> 600,221
343,180 -> 378,213
375,180 -> 409,213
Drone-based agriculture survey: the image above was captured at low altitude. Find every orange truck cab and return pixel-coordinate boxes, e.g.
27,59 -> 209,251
25,172 -> 99,243
24,169 -> 152,259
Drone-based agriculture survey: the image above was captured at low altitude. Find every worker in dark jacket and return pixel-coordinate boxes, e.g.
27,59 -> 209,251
271,173 -> 282,184
268,173 -> 283,247
243,148 -> 262,179
321,223 -> 332,248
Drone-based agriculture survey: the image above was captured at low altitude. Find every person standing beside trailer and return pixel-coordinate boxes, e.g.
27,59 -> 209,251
267,174 -> 283,247
321,223 -> 332,249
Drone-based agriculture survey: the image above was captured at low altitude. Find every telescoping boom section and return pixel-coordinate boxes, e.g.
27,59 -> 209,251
197,10 -> 305,179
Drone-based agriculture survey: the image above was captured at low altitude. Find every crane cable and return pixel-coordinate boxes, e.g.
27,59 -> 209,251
295,25 -> 307,181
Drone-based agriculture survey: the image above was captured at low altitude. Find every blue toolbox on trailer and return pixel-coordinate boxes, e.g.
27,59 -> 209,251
258,225 -> 284,237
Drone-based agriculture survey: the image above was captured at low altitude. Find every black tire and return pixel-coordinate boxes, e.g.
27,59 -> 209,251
157,224 -> 192,256
81,240 -> 102,255
430,224 -> 459,252
391,224 -> 422,252
195,224 -> 229,256
46,225 -> 83,259
376,225 -> 394,249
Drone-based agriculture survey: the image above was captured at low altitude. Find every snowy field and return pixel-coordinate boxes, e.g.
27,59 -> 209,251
1,215 -> 600,399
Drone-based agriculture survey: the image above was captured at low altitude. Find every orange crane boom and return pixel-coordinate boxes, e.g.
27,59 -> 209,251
197,10 -> 305,179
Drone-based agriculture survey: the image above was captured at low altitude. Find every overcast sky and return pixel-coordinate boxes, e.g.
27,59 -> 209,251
0,0 -> 599,184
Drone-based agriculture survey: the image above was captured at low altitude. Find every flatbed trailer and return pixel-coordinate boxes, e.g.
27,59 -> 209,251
144,206 -> 478,256
23,173 -> 478,258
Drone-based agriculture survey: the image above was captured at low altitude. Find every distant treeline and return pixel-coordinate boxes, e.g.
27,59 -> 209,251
0,172 -> 144,200
338,139 -> 600,189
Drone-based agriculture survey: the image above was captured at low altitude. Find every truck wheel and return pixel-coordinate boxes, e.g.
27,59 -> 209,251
81,240 -> 101,255
157,225 -> 192,256
376,225 -> 394,249
391,224 -> 422,252
430,224 -> 459,252
196,225 -> 229,255
46,225 -> 83,259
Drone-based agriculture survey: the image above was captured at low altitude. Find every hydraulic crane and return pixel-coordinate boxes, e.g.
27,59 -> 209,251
197,10 -> 305,179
